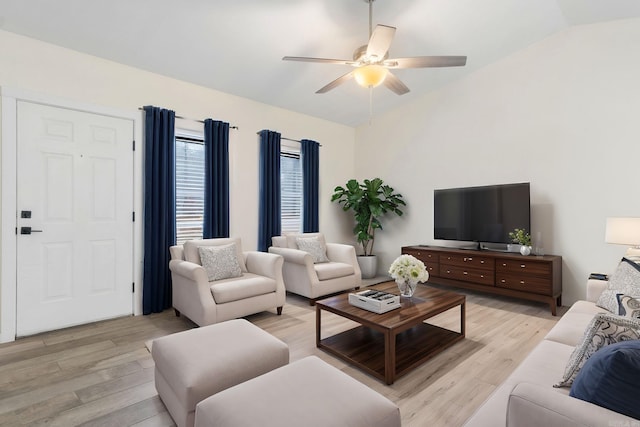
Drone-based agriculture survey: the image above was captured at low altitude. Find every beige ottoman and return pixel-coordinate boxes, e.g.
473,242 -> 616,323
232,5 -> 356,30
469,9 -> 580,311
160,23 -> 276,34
195,356 -> 401,427
151,319 -> 289,427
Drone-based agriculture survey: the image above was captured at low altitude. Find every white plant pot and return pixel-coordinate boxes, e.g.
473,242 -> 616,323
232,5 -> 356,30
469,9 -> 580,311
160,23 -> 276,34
357,255 -> 378,279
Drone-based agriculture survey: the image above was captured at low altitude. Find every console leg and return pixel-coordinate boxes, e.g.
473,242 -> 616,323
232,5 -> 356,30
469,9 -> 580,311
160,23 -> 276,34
277,306 -> 283,315
174,308 -> 181,317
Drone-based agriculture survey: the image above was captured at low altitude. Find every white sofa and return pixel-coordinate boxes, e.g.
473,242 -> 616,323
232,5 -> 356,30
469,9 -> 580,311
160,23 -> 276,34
268,233 -> 361,303
463,278 -> 638,427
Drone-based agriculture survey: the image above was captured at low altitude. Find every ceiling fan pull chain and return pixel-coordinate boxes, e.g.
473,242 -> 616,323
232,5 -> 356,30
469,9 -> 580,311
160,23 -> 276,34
369,86 -> 374,125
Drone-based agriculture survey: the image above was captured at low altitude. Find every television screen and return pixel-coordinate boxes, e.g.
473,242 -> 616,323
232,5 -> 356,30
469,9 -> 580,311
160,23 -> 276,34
434,183 -> 530,244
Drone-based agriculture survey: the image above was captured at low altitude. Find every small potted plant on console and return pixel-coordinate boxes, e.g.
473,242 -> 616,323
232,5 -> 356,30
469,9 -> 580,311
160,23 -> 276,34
509,228 -> 532,256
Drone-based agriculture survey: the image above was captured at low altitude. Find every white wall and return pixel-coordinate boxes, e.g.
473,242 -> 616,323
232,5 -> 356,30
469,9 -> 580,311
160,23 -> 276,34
0,30 -> 356,336
355,18 -> 640,306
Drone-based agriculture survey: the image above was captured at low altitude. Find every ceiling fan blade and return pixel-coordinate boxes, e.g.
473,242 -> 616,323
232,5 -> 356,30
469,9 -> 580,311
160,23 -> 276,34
384,72 -> 410,95
283,56 -> 354,65
385,56 -> 467,69
316,71 -> 354,94
366,24 -> 396,60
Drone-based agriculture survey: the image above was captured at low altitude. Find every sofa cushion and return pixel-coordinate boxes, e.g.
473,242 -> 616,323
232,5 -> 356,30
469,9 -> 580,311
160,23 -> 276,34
184,238 -> 247,272
596,258 -> 640,314
555,313 -> 640,388
296,236 -> 329,263
210,273 -> 277,304
199,244 -> 242,281
315,262 -> 354,281
544,301 -> 606,347
616,294 -> 640,319
570,340 -> 640,420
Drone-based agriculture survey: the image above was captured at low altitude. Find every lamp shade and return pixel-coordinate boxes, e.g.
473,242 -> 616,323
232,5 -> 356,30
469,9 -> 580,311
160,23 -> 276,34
353,65 -> 388,88
605,217 -> 640,245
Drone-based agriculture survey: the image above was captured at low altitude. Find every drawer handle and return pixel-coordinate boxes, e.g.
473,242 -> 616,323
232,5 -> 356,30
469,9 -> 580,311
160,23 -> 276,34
520,280 -> 525,284
446,270 -> 451,274
480,260 -> 485,264
520,264 -> 526,268
480,275 -> 484,278
463,271 -> 468,275
502,263 -> 507,267
501,279 -> 506,283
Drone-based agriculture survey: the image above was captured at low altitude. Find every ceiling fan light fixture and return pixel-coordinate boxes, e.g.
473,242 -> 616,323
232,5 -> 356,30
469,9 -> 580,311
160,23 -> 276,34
353,64 -> 388,88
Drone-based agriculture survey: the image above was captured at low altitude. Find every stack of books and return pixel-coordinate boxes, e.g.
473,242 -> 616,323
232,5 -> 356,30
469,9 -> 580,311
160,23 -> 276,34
348,289 -> 401,314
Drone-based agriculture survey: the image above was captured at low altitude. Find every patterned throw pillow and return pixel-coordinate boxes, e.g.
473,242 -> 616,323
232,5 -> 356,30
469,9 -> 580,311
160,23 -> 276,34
596,258 -> 640,314
554,313 -> 640,388
296,237 -> 329,263
617,294 -> 640,319
198,244 -> 242,282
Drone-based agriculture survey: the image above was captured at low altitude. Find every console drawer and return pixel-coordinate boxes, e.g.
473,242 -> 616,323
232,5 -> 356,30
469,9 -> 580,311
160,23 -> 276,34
440,265 -> 494,286
496,259 -> 551,277
439,253 -> 493,270
496,273 -> 551,295
402,248 -> 439,275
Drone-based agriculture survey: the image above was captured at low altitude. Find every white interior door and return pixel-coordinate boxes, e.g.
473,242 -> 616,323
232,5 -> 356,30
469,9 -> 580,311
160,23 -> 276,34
16,101 -> 134,336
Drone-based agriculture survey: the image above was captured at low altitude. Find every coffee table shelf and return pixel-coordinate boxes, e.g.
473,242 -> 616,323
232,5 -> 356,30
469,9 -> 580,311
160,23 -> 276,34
319,323 -> 463,382
316,281 -> 466,385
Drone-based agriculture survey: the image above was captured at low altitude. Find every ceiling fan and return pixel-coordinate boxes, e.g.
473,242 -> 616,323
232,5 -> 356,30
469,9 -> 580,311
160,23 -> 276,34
283,0 -> 467,95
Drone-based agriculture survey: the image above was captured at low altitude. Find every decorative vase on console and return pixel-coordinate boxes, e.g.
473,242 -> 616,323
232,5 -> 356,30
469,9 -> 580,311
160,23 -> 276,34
388,254 -> 429,297
509,228 -> 532,256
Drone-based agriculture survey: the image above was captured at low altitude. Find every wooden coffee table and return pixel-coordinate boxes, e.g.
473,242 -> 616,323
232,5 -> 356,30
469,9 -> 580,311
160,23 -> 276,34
316,281 -> 465,385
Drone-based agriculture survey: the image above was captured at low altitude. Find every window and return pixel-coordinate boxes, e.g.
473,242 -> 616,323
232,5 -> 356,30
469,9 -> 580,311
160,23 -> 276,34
175,133 -> 205,244
281,147 -> 303,234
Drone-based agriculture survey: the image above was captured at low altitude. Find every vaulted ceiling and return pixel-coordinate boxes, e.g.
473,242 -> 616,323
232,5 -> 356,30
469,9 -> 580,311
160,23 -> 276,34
1,0 -> 639,126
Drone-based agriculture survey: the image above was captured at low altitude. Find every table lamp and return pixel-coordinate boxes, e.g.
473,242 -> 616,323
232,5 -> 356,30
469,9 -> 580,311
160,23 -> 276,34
605,217 -> 640,261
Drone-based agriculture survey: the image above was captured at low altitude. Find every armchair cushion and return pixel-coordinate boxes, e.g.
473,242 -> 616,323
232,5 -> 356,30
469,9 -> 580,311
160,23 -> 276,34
199,244 -> 242,281
315,262 -> 355,281
285,232 -> 326,249
184,238 -> 248,272
296,236 -> 329,263
210,273 -> 277,304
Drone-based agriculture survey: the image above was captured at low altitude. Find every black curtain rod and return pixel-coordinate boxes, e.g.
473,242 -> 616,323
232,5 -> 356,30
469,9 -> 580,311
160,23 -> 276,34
138,107 -> 238,129
255,132 -> 322,146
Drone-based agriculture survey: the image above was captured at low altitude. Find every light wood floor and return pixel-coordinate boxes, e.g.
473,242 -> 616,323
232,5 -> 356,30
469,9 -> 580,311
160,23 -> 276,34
0,284 -> 566,426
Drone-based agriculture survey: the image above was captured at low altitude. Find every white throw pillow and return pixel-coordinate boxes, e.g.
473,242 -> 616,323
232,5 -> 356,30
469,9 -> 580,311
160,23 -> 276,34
296,236 -> 329,264
596,258 -> 640,314
198,244 -> 242,282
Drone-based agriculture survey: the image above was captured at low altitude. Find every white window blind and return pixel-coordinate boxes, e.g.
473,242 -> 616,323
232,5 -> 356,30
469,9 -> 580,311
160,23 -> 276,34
281,149 -> 303,234
175,135 -> 205,244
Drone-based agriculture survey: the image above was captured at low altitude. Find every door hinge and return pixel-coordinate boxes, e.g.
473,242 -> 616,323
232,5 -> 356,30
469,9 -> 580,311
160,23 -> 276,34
132,211 -> 135,222
15,227 -> 17,235
132,140 -> 135,151
132,282 -> 135,293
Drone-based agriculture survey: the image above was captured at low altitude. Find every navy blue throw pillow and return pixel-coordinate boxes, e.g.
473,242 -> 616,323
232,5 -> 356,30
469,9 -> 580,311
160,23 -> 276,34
570,340 -> 640,420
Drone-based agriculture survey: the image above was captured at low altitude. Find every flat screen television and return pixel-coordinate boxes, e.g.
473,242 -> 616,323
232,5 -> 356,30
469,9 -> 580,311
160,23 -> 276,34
434,182 -> 530,246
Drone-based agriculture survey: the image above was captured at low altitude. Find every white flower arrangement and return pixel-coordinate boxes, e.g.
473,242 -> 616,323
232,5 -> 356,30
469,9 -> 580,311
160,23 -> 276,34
388,254 -> 429,284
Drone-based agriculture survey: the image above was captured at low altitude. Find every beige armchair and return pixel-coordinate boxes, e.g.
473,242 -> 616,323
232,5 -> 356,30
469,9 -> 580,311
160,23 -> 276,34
169,238 -> 285,326
268,233 -> 361,304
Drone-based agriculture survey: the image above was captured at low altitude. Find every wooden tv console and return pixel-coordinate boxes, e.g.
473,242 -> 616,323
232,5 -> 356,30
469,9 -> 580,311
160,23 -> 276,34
401,245 -> 562,315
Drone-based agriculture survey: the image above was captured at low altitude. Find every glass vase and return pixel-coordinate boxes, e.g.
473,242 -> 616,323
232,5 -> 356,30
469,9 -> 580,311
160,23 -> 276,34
396,279 -> 417,297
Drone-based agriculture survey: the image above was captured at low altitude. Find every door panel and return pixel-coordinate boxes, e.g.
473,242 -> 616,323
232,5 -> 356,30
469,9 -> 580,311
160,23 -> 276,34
16,101 -> 134,336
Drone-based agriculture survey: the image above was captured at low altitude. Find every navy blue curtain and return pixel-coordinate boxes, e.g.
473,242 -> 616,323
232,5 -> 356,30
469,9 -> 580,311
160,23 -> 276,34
203,119 -> 230,238
258,130 -> 281,252
143,106 -> 176,314
301,139 -> 320,232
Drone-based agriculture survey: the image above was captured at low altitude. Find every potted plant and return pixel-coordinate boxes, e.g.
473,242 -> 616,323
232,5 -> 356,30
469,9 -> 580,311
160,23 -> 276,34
331,178 -> 406,278
509,228 -> 532,256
